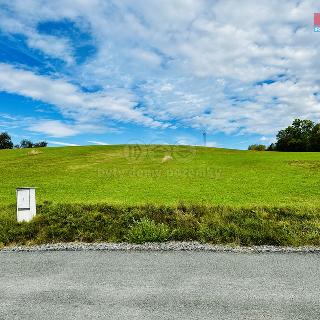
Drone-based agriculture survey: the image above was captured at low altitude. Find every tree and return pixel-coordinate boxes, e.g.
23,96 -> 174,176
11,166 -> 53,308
33,141 -> 48,148
309,123 -> 320,151
275,119 -> 314,152
0,132 -> 13,149
20,139 -> 34,149
19,139 -> 47,148
267,143 -> 276,151
248,144 -> 266,151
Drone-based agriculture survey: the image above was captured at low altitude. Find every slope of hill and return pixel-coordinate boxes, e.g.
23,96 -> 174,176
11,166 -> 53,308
1,145 -> 320,247
1,144 -> 320,207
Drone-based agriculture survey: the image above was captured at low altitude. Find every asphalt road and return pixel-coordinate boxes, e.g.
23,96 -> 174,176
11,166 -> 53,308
0,251 -> 319,320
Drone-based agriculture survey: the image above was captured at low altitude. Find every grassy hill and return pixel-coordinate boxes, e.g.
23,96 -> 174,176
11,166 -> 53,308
1,144 -> 320,207
1,145 -> 320,247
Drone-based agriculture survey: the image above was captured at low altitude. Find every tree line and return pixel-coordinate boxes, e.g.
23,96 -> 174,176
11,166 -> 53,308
0,132 -> 47,149
249,119 -> 320,151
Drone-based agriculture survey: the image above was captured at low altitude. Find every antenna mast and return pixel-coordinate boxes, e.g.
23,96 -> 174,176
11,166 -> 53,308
203,130 -> 207,147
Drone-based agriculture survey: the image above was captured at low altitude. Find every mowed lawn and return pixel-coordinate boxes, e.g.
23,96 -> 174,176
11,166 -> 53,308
1,144 -> 320,207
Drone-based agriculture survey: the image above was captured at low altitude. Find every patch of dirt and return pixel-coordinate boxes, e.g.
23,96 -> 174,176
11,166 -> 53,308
27,150 -> 43,156
161,155 -> 173,163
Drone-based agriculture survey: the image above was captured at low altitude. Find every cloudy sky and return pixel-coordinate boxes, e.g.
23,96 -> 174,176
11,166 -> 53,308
0,0 -> 319,148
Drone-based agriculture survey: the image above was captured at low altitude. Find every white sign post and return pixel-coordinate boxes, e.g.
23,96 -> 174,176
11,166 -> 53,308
16,187 -> 36,222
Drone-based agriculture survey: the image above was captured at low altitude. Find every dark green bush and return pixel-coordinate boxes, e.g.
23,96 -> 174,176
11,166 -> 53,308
126,218 -> 170,243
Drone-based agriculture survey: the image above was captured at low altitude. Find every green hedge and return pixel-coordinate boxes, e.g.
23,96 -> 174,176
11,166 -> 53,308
0,203 -> 320,246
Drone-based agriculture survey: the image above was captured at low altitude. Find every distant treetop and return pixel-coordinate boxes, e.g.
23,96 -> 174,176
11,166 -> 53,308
0,132 -> 47,150
248,144 -> 266,151
249,119 -> 320,152
0,132 -> 13,150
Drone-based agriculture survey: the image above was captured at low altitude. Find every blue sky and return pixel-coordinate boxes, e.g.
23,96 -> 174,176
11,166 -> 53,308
0,0 -> 320,149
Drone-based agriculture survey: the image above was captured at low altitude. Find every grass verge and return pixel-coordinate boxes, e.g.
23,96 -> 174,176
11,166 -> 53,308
1,203 -> 319,247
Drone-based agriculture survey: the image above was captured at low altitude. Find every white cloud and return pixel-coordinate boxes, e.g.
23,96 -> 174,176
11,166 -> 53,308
130,48 -> 162,67
88,140 -> 109,145
27,120 -> 81,137
1,114 -> 105,138
259,136 -> 274,145
175,136 -> 198,146
206,141 -> 218,148
0,15 -> 74,64
0,63 -> 165,131
1,0 -> 320,137
47,140 -> 79,146
26,33 -> 74,65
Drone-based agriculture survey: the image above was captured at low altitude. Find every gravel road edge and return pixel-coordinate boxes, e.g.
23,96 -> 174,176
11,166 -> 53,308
1,242 -> 320,253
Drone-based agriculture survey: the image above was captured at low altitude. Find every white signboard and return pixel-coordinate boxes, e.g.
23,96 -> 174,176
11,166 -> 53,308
16,188 -> 36,222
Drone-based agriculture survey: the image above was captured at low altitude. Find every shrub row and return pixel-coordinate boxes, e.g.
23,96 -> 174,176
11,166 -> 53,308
0,203 -> 320,246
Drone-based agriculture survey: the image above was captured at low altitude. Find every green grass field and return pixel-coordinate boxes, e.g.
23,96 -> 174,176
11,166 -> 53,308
1,144 -> 320,207
1,145 -> 320,247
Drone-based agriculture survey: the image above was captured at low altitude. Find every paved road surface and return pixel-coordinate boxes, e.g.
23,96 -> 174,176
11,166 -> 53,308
0,251 -> 319,319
